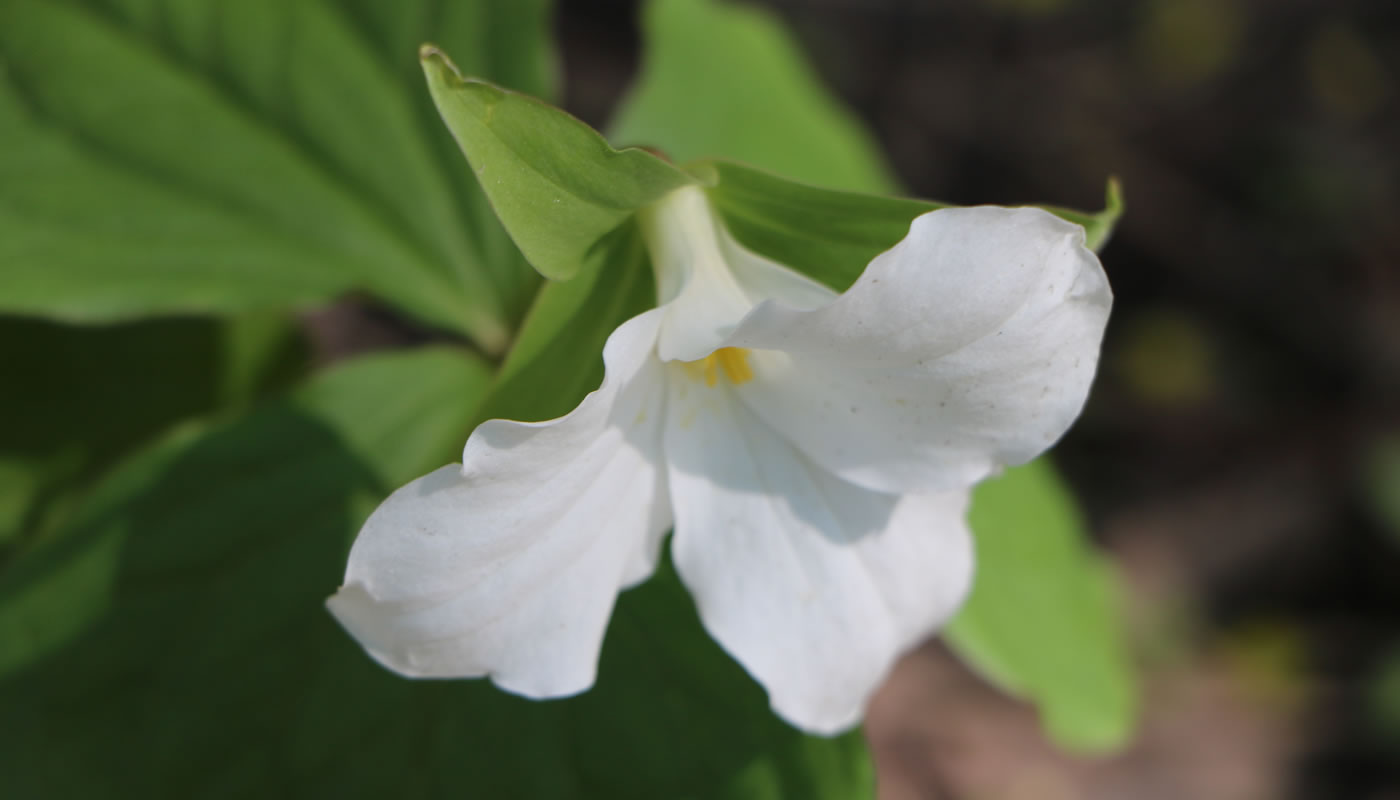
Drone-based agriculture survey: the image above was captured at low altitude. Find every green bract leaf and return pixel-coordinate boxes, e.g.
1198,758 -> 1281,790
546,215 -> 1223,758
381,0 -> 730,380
0,0 -> 556,353
421,47 -> 694,282
0,345 -> 872,798
474,221 -> 657,425
611,0 -> 895,193
694,160 -> 946,292
695,160 -> 1120,294
1040,177 -> 1125,253
947,460 -> 1138,752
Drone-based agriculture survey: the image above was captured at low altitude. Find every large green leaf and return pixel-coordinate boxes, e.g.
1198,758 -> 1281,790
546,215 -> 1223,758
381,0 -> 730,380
0,346 -> 873,799
421,47 -> 695,283
0,314 -> 303,561
0,0 -> 555,352
0,345 -> 482,678
947,461 -> 1138,752
611,0 -> 895,193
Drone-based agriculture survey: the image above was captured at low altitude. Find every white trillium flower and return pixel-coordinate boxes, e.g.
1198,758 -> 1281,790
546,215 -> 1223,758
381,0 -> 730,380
327,185 -> 1112,735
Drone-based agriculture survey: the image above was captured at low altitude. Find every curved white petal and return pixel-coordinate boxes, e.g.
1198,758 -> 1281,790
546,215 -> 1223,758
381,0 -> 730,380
327,310 -> 670,697
640,186 -> 835,363
726,206 -> 1112,494
664,371 -> 974,734
719,222 -> 838,313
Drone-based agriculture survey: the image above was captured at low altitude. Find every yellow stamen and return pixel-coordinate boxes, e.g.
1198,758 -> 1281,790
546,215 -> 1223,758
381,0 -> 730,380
682,347 -> 755,386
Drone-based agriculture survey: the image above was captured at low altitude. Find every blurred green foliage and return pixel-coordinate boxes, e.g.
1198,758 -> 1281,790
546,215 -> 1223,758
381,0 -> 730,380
1364,434 -> 1400,545
948,461 -> 1138,752
0,0 -> 553,351
611,0 -> 895,193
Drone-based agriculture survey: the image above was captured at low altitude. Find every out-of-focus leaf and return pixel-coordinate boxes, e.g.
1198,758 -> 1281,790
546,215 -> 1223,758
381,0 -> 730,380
0,427 -> 194,679
1363,434 -> 1400,545
611,0 -> 895,194
0,346 -> 872,799
1371,648 -> 1400,743
0,456 -> 47,547
0,0 -> 556,353
421,47 -> 694,283
0,314 -> 303,556
0,346 -> 487,684
0,319 -> 219,465
1113,307 -> 1216,409
219,311 -> 308,408
947,460 -> 1138,752
0,314 -> 297,682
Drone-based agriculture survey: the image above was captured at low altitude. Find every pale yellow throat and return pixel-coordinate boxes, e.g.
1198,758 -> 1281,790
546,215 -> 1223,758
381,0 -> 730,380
682,347 -> 755,386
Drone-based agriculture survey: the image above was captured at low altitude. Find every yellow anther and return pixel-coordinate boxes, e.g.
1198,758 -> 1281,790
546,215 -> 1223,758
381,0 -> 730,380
715,348 -> 754,384
682,347 -> 755,386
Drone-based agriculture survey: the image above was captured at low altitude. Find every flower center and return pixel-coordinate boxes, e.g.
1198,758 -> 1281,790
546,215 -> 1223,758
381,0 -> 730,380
682,347 -> 755,386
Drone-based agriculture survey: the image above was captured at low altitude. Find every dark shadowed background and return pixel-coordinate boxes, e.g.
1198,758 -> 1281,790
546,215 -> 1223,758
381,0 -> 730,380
556,1 -> 1400,797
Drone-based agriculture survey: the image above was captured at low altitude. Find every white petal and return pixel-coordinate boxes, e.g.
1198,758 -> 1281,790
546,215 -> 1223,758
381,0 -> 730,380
327,310 -> 670,697
640,186 -> 835,362
664,372 -> 973,734
727,206 -> 1111,494
719,222 -> 838,313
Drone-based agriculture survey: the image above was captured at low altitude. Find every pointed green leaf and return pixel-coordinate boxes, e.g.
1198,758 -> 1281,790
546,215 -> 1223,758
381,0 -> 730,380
697,160 -> 1120,293
421,47 -> 695,282
694,160 -> 945,292
947,460 -> 1138,752
611,0 -> 895,193
473,221 -> 657,425
1039,178 -> 1125,252
0,343 -> 872,798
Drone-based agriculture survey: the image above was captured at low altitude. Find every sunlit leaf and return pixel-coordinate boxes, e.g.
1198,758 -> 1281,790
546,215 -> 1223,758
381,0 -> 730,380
473,221 -> 657,426
947,460 -> 1138,752
0,0 -> 556,352
421,47 -> 694,283
612,0 -> 895,193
